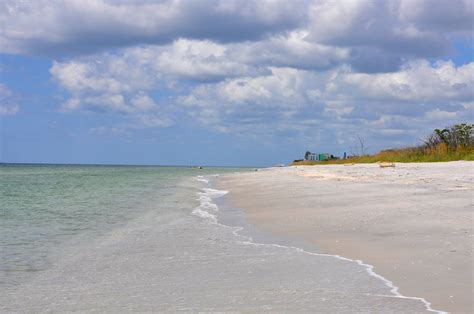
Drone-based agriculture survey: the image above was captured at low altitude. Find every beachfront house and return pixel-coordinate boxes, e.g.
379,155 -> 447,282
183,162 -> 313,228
304,151 -> 335,161
305,152 -> 318,161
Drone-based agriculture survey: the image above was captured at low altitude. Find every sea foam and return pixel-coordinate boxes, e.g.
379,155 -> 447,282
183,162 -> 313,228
192,181 -> 228,223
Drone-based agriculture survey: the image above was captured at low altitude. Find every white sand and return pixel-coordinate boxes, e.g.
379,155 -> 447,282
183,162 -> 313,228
217,161 -> 474,313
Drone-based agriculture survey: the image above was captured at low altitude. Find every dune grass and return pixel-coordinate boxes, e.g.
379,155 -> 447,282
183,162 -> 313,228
292,144 -> 474,165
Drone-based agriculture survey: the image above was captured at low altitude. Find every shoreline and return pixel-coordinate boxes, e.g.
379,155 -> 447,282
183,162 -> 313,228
2,171 -> 434,312
216,161 -> 473,313
211,186 -> 443,314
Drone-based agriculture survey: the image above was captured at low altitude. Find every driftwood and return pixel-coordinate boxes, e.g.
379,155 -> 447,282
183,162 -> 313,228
379,162 -> 396,168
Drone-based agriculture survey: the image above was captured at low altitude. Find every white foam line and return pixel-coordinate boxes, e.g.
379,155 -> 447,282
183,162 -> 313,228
192,178 -> 447,314
192,175 -> 228,223
196,175 -> 210,183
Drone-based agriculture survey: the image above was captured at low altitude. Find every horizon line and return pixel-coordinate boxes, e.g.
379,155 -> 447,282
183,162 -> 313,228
0,161 -> 260,168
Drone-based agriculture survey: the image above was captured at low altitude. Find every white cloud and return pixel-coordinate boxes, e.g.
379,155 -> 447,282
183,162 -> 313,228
181,67 -> 316,107
51,58 -> 159,113
50,37 -> 340,114
183,60 -> 474,111
339,60 -> 474,102
178,60 -> 474,139
48,31 -> 473,145
152,39 -> 256,81
5,0 -> 472,150
230,30 -> 350,70
50,58 -> 152,96
2,0 -> 471,73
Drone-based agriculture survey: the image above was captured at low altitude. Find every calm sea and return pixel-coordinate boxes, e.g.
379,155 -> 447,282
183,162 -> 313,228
0,164 -> 243,286
0,164 -> 432,312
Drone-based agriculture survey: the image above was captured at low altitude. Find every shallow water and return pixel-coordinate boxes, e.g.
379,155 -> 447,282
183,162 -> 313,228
0,164 -> 242,286
1,165 -> 434,312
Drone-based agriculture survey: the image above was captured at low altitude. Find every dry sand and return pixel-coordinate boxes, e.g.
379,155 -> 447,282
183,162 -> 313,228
217,161 -> 473,313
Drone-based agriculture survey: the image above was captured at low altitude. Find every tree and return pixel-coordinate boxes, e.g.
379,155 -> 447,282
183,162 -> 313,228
428,123 -> 473,150
350,135 -> 368,156
357,135 -> 368,156
450,123 -> 473,147
304,151 -> 312,160
434,128 -> 450,145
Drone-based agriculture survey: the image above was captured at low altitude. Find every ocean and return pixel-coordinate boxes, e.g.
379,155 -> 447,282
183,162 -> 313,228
1,164 -> 434,312
0,164 -> 242,286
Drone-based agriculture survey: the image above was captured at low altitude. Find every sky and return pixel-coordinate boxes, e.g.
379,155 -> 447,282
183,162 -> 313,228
0,0 -> 473,166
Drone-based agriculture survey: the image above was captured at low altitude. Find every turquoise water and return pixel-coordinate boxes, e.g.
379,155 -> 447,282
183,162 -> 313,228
0,164 -> 243,286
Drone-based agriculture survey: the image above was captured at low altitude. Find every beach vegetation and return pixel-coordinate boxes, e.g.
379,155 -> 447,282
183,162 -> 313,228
292,123 -> 474,165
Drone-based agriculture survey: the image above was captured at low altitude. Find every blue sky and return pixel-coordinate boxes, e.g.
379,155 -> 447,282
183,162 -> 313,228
1,0 -> 473,166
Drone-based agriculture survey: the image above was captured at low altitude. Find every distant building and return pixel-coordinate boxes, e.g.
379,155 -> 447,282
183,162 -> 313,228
304,151 -> 336,161
306,153 -> 318,161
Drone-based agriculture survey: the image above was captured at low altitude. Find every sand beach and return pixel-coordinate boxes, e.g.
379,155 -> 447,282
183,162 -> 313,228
217,161 -> 474,313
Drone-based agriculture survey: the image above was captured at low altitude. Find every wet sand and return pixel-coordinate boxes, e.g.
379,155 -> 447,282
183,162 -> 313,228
217,161 -> 474,313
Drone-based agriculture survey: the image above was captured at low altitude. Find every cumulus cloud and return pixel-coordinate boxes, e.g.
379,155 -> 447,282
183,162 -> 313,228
178,60 -> 474,142
182,61 -> 474,111
337,60 -> 474,102
50,37 -> 346,114
181,67 -> 319,109
50,58 -> 158,113
230,31 -> 350,70
4,0 -> 473,151
49,31 -> 473,144
153,39 -> 257,81
2,0 -> 471,72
